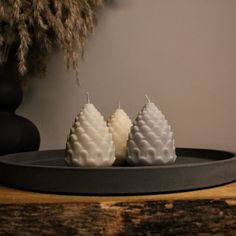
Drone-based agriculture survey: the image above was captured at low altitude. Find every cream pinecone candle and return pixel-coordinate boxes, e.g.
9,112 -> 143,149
65,94 -> 115,167
107,103 -> 132,165
127,96 -> 176,166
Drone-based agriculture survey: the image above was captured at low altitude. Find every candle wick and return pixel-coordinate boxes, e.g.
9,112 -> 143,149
86,92 -> 90,104
145,94 -> 151,103
118,100 -> 121,109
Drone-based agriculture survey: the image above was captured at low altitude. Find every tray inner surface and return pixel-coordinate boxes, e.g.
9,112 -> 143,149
1,148 -> 234,167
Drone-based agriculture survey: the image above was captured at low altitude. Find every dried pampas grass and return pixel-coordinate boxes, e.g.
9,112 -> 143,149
0,0 -> 108,83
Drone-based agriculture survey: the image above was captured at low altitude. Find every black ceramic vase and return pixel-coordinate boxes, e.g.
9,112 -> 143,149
0,54 -> 40,155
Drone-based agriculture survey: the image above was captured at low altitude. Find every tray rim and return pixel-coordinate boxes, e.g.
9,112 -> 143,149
0,147 -> 236,195
0,147 -> 235,170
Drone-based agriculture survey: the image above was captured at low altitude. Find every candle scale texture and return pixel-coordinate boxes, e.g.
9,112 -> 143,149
65,104 -> 115,167
127,102 -> 176,166
107,108 -> 132,165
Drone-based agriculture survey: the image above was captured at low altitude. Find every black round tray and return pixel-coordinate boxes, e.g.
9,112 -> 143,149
0,148 -> 235,195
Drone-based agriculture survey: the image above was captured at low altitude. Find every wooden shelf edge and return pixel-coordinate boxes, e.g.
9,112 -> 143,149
0,182 -> 236,204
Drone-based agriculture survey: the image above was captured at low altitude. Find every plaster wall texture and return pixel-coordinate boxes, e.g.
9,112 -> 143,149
18,0 -> 236,151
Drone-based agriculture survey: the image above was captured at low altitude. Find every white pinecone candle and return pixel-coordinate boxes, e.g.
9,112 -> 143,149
65,94 -> 115,167
107,103 -> 132,165
127,96 -> 176,166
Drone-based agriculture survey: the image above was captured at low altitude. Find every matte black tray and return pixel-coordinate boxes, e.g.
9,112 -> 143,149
0,148 -> 235,195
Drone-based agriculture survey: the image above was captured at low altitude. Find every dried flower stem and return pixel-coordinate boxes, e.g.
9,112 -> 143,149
0,0 -> 109,82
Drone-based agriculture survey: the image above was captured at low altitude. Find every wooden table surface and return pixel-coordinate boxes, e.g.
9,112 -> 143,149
0,182 -> 236,235
1,182 -> 236,204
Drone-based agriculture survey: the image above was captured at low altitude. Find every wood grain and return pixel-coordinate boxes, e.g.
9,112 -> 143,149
0,200 -> 236,235
0,182 -> 236,204
0,183 -> 236,235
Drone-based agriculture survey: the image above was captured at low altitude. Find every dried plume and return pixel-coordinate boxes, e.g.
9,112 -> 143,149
0,0 -> 108,83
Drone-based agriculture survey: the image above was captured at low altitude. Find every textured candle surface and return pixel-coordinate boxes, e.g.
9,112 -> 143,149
127,102 -> 176,166
107,108 -> 132,165
65,103 -> 115,167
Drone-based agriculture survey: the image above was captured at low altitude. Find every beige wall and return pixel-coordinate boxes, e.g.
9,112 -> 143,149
18,0 -> 236,151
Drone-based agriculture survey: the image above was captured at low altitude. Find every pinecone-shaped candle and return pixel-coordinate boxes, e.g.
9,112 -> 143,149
107,103 -> 132,165
65,94 -> 115,167
127,96 -> 176,166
